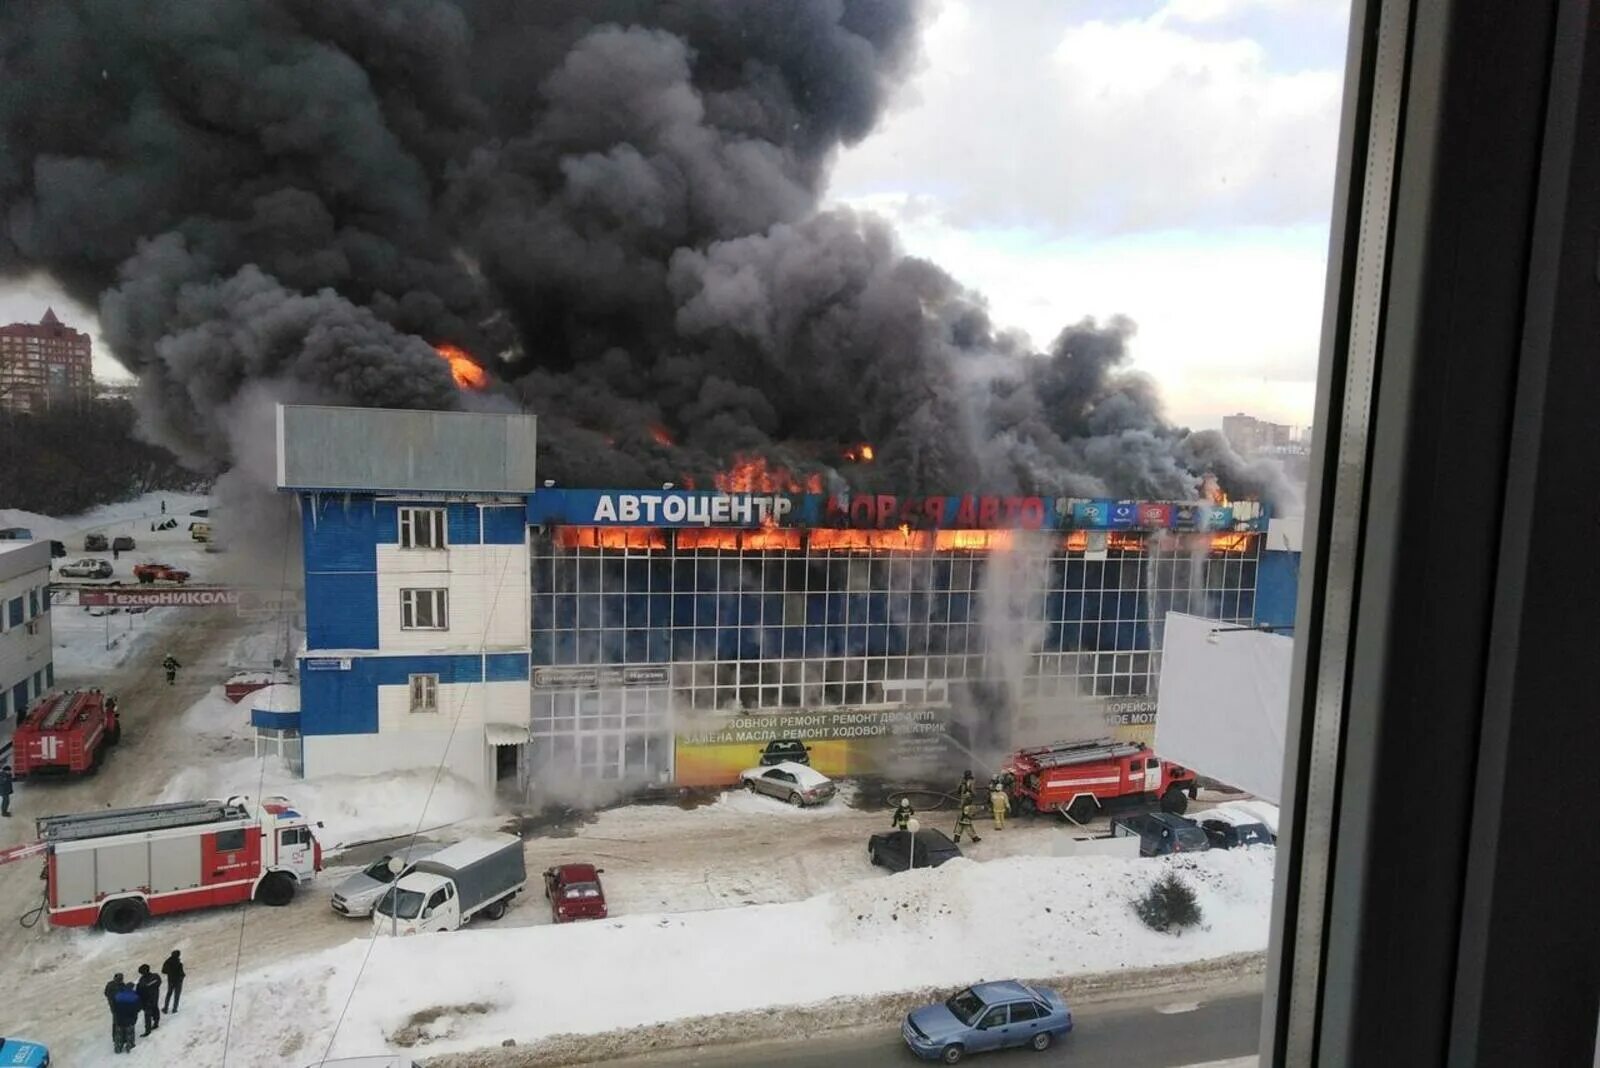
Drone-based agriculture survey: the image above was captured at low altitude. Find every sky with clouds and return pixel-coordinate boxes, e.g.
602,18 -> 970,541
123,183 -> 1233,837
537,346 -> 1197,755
3,0 -> 1351,423
826,0 -> 1350,430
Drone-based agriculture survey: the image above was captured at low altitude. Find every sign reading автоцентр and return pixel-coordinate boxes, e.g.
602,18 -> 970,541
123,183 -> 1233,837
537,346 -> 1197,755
526,489 -> 1252,532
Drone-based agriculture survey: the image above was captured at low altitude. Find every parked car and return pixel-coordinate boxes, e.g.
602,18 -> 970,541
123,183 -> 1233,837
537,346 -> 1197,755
0,527 -> 33,540
738,760 -> 835,806
83,533 -> 109,552
190,508 -> 210,517
758,738 -> 811,766
1109,811 -> 1211,857
543,863 -> 608,923
111,535 -> 136,552
902,981 -> 1073,1063
133,562 -> 190,584
868,828 -> 963,871
331,844 -> 445,917
57,558 -> 113,579
0,1035 -> 50,1066
48,540 -> 65,558
1196,804 -> 1276,849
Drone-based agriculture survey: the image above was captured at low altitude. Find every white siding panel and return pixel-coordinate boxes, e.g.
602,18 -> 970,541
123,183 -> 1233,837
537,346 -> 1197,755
375,543 -> 528,653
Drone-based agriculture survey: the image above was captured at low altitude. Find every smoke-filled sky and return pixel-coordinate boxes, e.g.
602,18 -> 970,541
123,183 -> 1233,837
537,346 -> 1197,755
0,0 -> 1346,509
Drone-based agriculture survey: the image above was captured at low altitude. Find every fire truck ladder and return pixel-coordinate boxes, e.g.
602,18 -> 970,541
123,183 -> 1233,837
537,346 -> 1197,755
1016,738 -> 1148,770
32,692 -> 80,731
36,800 -> 251,843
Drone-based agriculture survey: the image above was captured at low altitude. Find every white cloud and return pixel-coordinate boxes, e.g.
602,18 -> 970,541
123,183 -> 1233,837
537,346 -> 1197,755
829,0 -> 1344,234
844,192 -> 1323,428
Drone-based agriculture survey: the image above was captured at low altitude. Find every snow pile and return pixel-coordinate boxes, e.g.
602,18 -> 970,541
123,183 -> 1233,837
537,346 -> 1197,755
684,780 -> 860,819
157,756 -> 489,853
90,849 -> 1274,1066
179,686 -> 255,739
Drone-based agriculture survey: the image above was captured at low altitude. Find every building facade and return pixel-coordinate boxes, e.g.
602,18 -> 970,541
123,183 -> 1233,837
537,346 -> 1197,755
0,541 -> 55,738
277,406 -> 539,792
0,308 -> 94,414
279,406 -> 1300,794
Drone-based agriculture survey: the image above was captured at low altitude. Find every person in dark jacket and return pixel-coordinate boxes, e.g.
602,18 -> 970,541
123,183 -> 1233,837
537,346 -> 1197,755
135,963 -> 161,1034
0,764 -> 13,817
161,950 -> 185,1012
891,797 -> 914,830
162,653 -> 181,685
104,972 -> 125,1011
111,983 -> 141,1053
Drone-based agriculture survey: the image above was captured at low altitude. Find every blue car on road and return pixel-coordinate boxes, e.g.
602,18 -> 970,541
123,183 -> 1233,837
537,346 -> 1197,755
902,980 -> 1072,1063
0,1036 -> 50,1066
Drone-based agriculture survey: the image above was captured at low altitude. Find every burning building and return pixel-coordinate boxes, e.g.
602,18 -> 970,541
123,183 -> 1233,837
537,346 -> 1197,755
276,405 -> 1288,796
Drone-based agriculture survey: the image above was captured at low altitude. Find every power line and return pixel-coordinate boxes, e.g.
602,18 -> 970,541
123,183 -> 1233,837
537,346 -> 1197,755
315,503 -> 519,1065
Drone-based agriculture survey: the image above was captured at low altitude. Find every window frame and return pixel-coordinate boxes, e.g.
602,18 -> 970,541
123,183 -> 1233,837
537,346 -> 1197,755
399,588 -> 449,631
408,673 -> 440,715
398,506 -> 447,551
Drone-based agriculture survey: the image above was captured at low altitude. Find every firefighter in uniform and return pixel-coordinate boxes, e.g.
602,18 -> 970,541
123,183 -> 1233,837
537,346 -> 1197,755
891,797 -> 914,830
162,653 -> 181,685
956,770 -> 975,806
989,781 -> 1011,830
954,800 -> 982,843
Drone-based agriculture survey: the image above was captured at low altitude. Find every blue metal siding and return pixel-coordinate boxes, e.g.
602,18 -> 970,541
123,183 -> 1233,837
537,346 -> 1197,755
305,573 -> 378,649
297,652 -> 531,735
251,708 -> 302,730
485,652 -> 530,682
447,503 -> 480,544
301,493 -> 380,648
481,506 -> 527,545
1254,549 -> 1300,630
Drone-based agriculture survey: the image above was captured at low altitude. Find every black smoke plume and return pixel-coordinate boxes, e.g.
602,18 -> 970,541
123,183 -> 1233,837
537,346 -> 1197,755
0,0 -> 1294,509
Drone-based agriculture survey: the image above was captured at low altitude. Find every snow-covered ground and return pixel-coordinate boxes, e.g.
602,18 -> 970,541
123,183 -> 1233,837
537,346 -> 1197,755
157,690 -> 490,852
80,847 -> 1273,1066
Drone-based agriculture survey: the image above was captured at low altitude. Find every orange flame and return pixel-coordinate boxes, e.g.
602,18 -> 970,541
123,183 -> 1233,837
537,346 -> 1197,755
648,423 -> 675,447
434,344 -> 488,390
1210,532 -> 1254,553
843,442 -> 876,463
1199,472 -> 1228,505
554,527 -> 667,551
713,454 -> 824,494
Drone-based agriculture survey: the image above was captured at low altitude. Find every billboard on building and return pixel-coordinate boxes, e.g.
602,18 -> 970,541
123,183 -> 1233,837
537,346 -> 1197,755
527,489 -> 1253,532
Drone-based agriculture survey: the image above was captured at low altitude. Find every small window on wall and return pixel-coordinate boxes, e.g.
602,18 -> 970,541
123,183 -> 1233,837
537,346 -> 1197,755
400,588 -> 448,630
409,673 -> 439,714
398,507 -> 447,550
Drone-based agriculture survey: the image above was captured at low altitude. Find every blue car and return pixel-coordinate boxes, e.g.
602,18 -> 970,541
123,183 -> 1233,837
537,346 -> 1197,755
0,1036 -> 50,1066
902,980 -> 1072,1063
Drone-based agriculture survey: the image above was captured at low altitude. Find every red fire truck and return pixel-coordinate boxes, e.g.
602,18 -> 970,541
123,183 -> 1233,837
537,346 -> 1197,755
1003,738 -> 1198,823
0,797 -> 322,933
11,690 -> 121,778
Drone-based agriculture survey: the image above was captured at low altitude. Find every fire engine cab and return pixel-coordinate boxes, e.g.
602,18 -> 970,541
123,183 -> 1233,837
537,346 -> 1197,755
12,796 -> 322,933
1003,738 -> 1198,823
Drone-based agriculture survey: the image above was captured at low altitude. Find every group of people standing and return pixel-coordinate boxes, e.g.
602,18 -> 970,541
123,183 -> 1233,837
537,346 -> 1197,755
103,951 -> 184,1054
889,770 -> 1015,844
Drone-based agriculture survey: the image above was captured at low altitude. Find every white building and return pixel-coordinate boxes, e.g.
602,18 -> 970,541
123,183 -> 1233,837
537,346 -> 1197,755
0,540 -> 54,740
275,406 -> 537,792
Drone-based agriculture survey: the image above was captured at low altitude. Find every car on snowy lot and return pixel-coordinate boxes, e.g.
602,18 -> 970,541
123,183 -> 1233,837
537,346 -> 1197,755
331,843 -> 445,917
868,828 -> 963,871
543,862 -> 608,922
57,558 -> 113,579
133,562 -> 190,583
902,980 -> 1073,1063
83,533 -> 109,552
1109,811 -> 1211,857
1195,803 -> 1275,849
111,535 -> 136,552
739,760 -> 835,806
758,738 -> 812,766
0,1035 -> 50,1066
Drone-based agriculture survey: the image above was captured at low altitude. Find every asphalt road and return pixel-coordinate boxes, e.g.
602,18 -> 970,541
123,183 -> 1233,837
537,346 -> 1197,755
586,983 -> 1262,1067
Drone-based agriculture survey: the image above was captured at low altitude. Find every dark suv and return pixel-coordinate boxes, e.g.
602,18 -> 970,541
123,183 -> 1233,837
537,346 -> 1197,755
758,739 -> 811,766
1109,812 -> 1211,857
83,533 -> 109,552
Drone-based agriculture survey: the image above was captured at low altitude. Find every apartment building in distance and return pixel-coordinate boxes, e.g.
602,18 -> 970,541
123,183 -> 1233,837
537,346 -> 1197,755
0,308 -> 94,414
